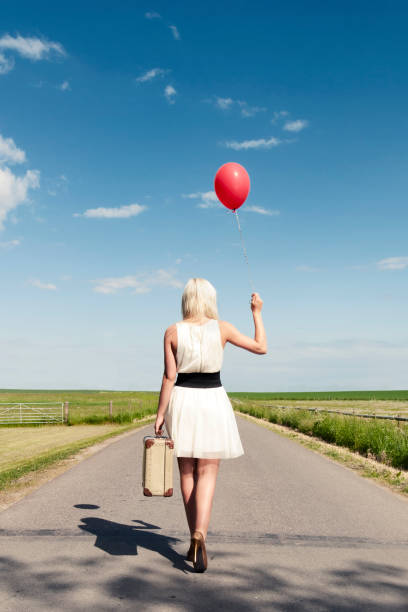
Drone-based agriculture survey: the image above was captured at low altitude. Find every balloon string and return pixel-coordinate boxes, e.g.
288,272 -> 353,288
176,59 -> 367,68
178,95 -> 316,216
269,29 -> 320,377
233,209 -> 255,294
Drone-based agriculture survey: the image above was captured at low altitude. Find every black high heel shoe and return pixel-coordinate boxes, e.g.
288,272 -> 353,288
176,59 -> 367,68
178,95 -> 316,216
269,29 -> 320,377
191,530 -> 207,572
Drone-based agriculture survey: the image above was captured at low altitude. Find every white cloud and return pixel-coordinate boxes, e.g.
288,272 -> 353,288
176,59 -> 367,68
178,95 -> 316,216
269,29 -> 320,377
0,134 -> 26,165
0,166 -> 40,230
0,34 -> 66,61
29,279 -> 57,291
0,134 -> 40,230
182,191 -> 219,209
377,257 -> 408,271
0,52 -> 14,74
92,268 -> 183,295
93,276 -> 151,295
296,264 -> 320,272
74,203 -> 147,219
244,206 -> 280,216
237,101 -> 267,118
212,97 -> 266,117
169,25 -> 180,40
136,67 -> 168,83
145,11 -> 161,19
224,137 -> 281,150
271,110 -> 289,123
283,119 -> 308,132
59,80 -> 70,91
164,84 -> 176,104
0,238 -> 20,249
216,97 -> 234,110
185,197 -> 280,214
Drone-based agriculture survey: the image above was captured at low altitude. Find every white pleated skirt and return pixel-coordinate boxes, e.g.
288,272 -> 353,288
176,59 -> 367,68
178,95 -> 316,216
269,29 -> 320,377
164,385 -> 245,459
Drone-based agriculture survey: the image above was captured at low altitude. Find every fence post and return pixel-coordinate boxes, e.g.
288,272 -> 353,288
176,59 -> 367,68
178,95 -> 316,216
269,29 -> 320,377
109,400 -> 113,419
64,401 -> 69,423
20,403 -> 22,424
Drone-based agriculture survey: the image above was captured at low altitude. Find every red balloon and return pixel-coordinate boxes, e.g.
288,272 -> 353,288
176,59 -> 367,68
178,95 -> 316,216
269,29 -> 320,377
214,162 -> 250,210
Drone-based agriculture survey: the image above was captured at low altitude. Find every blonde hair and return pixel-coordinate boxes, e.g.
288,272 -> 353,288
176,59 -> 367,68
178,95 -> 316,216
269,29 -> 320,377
181,278 -> 219,320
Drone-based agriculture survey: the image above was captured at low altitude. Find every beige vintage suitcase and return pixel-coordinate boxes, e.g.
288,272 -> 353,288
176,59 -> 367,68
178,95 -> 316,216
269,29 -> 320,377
142,435 -> 174,496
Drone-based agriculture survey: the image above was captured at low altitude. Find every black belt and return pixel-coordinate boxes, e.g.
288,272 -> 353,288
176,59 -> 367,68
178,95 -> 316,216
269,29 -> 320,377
174,371 -> 222,388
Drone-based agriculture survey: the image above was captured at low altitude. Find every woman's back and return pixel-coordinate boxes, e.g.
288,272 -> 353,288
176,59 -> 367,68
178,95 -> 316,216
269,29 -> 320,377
176,319 -> 223,374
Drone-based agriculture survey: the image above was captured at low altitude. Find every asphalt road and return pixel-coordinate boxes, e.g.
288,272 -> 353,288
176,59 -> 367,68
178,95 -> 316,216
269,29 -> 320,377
1,413 -> 408,611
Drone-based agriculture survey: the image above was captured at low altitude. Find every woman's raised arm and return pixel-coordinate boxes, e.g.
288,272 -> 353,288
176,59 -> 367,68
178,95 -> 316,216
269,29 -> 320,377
222,292 -> 267,355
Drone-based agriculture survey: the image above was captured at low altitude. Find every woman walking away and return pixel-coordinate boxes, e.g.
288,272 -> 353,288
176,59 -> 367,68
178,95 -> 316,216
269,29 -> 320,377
154,278 -> 267,572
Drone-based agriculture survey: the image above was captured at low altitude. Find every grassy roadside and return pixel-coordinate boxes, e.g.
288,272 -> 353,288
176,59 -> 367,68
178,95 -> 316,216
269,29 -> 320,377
0,417 -> 155,491
232,400 -> 408,470
236,411 -> 408,498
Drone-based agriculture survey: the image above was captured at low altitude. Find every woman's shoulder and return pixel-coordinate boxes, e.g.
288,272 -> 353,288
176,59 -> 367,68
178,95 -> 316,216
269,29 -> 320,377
164,323 -> 178,339
165,320 -> 190,333
218,319 -> 233,330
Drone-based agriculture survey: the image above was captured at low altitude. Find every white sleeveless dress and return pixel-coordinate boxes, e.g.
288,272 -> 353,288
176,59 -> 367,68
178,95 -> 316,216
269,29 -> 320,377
164,319 -> 244,459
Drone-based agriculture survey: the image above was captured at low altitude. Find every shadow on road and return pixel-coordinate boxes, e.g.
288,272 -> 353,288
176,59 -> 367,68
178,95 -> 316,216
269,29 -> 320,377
73,504 -> 100,509
1,550 -> 408,610
78,516 -> 191,572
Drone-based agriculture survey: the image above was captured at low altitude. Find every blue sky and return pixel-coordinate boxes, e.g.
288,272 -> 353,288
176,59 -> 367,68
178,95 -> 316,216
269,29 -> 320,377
0,1 -> 407,391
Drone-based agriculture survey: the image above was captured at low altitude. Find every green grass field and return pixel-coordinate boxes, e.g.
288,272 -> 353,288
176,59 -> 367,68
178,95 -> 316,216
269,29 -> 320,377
0,424 -> 135,474
1,389 -> 408,424
0,420 -> 155,491
3,389 -> 408,401
0,389 -> 407,492
0,390 -> 159,425
228,390 -> 408,401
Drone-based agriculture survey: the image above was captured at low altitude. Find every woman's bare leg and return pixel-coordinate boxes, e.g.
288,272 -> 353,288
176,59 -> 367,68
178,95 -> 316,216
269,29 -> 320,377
194,458 -> 220,539
177,457 -> 198,535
